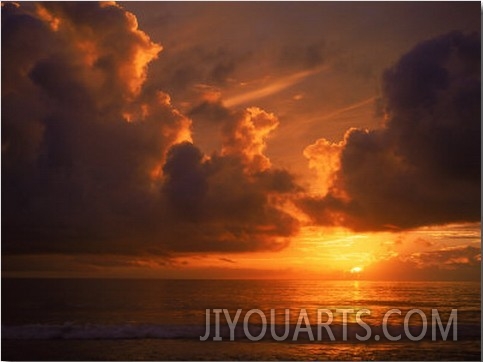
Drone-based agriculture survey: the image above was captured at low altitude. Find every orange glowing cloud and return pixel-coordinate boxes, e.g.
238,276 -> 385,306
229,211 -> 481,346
221,107 -> 279,174
35,2 -> 162,99
303,138 -> 343,196
36,4 -> 61,31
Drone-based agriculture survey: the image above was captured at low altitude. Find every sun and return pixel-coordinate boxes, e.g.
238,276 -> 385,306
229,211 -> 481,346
350,266 -> 363,274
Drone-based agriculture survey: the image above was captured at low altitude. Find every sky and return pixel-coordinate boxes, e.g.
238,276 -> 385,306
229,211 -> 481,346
2,1 -> 481,280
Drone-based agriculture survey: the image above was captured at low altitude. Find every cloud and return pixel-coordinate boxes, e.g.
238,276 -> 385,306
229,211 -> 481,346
363,245 -> 481,281
159,140 -> 299,253
278,40 -> 327,70
220,107 -> 280,173
2,2 -> 299,256
224,67 -> 325,107
315,96 -> 379,122
303,138 -> 343,196
299,31 -> 481,231
4,2 -> 478,273
219,257 -> 236,264
143,45 -> 250,110
154,105 -> 300,253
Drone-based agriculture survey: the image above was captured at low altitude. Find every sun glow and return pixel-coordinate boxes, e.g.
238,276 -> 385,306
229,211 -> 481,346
350,266 -> 363,274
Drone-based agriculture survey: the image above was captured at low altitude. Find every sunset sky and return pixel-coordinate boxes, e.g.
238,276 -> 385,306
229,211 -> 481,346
2,1 -> 480,280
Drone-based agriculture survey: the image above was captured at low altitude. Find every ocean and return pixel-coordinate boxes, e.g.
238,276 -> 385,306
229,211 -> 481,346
1,279 -> 480,360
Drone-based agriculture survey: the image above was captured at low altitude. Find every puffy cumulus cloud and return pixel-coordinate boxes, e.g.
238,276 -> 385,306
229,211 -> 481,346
160,140 -> 300,252
189,92 -> 295,174
299,31 -> 480,231
2,1 -> 189,254
2,2 -> 299,256
160,104 -> 300,253
221,107 -> 279,173
303,138 -> 343,196
160,102 -> 299,253
31,1 -> 162,101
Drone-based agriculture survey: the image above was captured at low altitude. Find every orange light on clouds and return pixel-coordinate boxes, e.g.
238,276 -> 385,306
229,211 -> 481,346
303,138 -> 343,196
124,41 -> 162,96
75,39 -> 99,67
149,163 -> 163,180
221,107 -> 279,173
36,5 -> 61,31
3,1 -> 479,282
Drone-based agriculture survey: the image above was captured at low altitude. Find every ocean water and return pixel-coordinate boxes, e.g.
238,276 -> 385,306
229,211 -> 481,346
1,279 -> 480,360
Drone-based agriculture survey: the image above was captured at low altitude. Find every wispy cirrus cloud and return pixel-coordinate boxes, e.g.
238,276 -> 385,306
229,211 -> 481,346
224,66 -> 327,107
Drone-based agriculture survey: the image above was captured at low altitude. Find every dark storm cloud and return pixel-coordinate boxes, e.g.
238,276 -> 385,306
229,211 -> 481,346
159,140 -> 299,253
161,103 -> 300,253
2,2 -> 299,256
300,31 -> 480,231
162,143 -> 208,221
